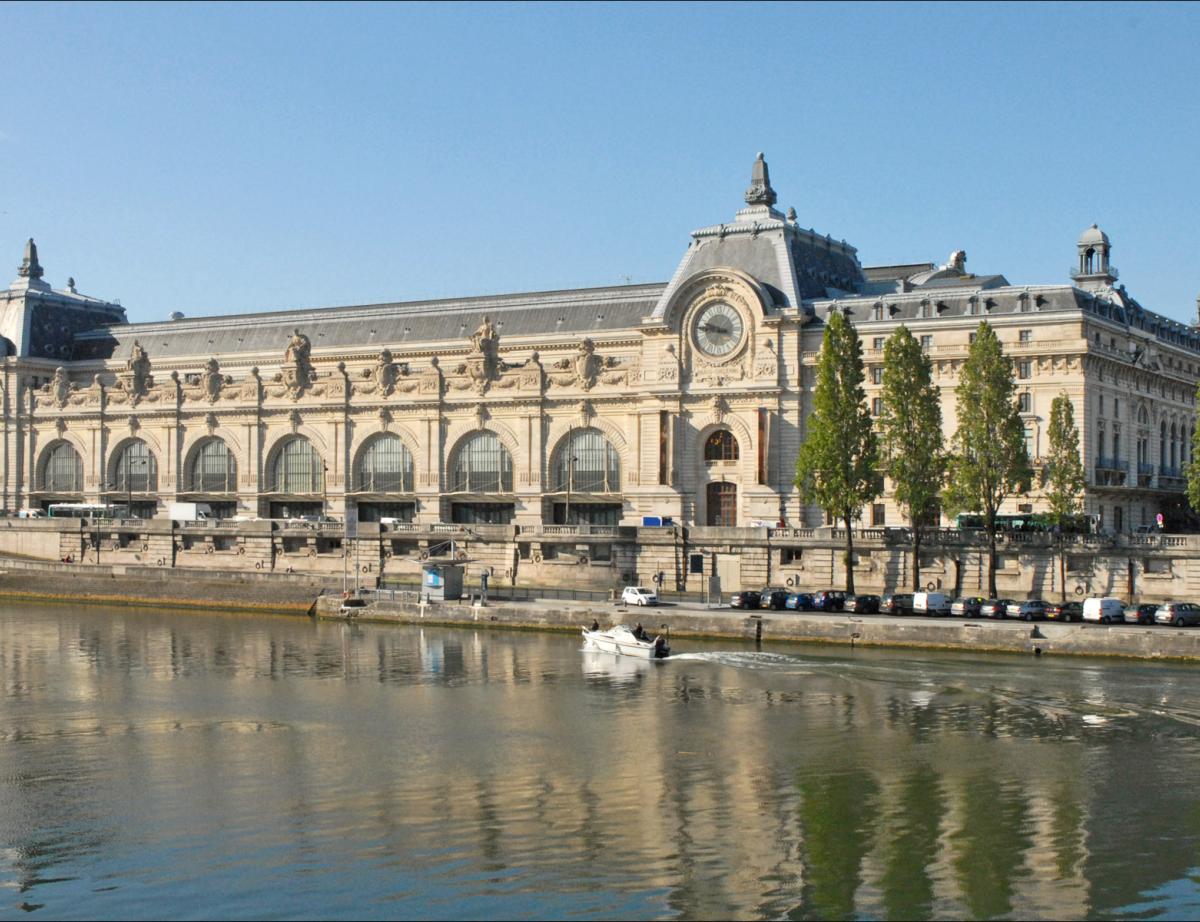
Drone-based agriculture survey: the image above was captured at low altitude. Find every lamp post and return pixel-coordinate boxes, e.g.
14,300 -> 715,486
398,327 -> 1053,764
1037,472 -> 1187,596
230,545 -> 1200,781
565,454 -> 578,526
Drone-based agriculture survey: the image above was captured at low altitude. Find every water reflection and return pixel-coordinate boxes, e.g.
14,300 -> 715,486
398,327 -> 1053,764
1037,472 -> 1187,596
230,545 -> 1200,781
1,604 -> 1200,919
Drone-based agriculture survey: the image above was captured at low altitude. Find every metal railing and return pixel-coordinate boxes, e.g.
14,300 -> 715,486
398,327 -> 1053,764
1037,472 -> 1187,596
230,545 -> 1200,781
1095,457 -> 1127,472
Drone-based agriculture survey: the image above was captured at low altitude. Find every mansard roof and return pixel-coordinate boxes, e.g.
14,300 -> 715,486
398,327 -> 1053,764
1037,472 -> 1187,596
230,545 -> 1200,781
71,282 -> 665,362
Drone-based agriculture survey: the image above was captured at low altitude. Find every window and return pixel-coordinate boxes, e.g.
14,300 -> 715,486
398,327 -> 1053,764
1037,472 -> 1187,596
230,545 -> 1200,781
112,440 -> 158,493
1018,503 -> 1033,514
968,332 -> 977,344
873,305 -> 884,321
450,432 -> 513,492
706,482 -> 737,526
1019,329 -> 1031,343
871,366 -> 883,385
704,430 -> 740,463
1114,398 -> 1120,418
920,335 -> 933,351
271,437 -> 323,494
873,337 -> 885,350
1018,361 -> 1031,379
1099,395 -> 1105,416
42,441 -> 83,493
554,428 -> 620,493
871,504 -> 885,526
191,439 -> 237,493
1018,392 -> 1031,413
355,434 -> 414,493
872,397 -> 883,416
1025,425 -> 1035,458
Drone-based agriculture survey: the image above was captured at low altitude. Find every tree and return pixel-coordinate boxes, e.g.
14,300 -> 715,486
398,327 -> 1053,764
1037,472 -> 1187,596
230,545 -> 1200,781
879,326 -> 946,592
1187,403 -> 1200,513
943,322 -> 1032,597
796,310 -> 879,594
1044,393 -> 1086,601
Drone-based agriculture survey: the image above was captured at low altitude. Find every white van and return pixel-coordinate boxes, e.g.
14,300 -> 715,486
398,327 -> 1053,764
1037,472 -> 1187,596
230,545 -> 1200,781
912,592 -> 952,616
1083,597 -> 1125,624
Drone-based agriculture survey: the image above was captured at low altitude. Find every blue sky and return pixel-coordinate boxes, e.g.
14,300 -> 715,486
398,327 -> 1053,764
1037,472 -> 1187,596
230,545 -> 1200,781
2,1 -> 1198,324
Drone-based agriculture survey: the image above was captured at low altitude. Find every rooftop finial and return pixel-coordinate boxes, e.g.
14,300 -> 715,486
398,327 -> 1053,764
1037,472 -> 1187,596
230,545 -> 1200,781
18,238 -> 43,280
744,152 -> 777,207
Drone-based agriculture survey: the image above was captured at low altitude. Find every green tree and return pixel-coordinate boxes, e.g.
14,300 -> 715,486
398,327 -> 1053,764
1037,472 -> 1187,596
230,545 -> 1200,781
879,326 -> 946,592
796,310 -> 879,594
1044,393 -> 1086,600
1187,397 -> 1200,512
943,321 -> 1032,597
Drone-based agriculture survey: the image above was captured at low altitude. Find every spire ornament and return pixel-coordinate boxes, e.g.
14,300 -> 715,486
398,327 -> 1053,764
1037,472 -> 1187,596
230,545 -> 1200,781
18,239 -> 43,279
744,152 -> 777,207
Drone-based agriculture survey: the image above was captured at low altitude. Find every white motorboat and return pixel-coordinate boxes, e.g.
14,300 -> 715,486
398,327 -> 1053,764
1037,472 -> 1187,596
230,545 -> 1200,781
581,624 -> 670,659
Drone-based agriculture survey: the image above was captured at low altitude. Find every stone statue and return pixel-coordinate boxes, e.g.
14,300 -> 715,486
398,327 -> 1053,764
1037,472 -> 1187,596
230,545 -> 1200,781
471,316 -> 499,356
946,250 -> 967,273
572,337 -> 601,390
127,340 -> 150,377
373,347 -> 399,396
285,329 -> 311,366
199,356 -> 224,402
49,366 -> 71,408
119,340 -> 153,401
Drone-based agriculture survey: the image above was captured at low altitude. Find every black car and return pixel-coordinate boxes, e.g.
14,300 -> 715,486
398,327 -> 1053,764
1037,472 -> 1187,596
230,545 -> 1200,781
883,593 -> 914,616
811,590 -> 846,612
1046,601 -> 1083,622
730,591 -> 761,610
844,594 -> 880,614
758,588 -> 790,610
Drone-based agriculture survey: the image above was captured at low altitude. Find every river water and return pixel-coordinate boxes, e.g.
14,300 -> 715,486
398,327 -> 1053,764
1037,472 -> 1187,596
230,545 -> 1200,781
2,604 -> 1199,920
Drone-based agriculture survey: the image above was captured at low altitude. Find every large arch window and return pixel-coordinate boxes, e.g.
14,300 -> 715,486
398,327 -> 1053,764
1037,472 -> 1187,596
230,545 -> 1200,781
450,432 -> 512,493
271,437 -> 324,493
112,440 -> 157,492
191,439 -> 237,493
704,429 -> 740,463
42,442 -> 83,493
553,429 -> 620,493
356,435 -> 414,493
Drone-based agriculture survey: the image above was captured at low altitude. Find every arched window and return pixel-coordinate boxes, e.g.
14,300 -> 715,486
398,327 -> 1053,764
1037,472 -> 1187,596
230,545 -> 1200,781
450,432 -> 512,493
1161,422 -> 1167,469
42,441 -> 83,492
112,440 -> 157,492
190,439 -> 237,492
704,430 -> 740,463
271,437 -> 324,493
356,435 -> 414,492
553,429 -> 620,493
1171,424 -> 1179,470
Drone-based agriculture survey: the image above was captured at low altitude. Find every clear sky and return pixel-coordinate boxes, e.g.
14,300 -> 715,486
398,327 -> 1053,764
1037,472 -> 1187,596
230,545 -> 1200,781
2,1 -> 1199,325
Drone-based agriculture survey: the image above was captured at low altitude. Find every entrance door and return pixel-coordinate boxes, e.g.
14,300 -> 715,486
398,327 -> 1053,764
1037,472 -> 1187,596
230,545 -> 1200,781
706,482 -> 737,526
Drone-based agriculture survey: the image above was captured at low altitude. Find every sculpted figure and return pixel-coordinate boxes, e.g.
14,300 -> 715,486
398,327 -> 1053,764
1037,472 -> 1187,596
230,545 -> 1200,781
471,316 -> 498,355
285,329 -> 311,366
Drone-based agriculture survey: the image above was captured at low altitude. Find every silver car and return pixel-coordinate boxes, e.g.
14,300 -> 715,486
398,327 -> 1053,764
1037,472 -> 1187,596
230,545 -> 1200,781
1154,602 -> 1200,627
1007,599 -> 1047,621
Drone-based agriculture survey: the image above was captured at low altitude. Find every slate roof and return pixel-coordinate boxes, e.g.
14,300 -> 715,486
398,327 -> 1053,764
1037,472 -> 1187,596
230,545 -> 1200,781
72,283 -> 667,362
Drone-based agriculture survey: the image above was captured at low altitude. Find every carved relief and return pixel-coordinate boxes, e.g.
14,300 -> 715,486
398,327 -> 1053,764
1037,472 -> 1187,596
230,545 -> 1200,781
453,316 -> 504,394
46,367 -> 72,408
196,357 -> 230,403
116,340 -> 154,404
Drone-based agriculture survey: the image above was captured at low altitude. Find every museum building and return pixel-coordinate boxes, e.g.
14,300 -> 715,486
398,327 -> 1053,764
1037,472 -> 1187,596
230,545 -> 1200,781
3,154 -> 1198,532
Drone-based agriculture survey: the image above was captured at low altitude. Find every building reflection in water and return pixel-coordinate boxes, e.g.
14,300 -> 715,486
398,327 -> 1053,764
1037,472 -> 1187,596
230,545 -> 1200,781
1,604 -> 1200,919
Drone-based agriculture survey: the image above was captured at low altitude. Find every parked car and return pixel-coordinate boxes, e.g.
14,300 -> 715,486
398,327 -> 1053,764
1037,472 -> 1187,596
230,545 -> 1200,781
1124,603 -> 1159,625
1154,602 -> 1200,627
913,592 -> 953,616
1083,597 -> 1125,624
1046,601 -> 1083,622
758,588 -> 790,610
785,592 -> 813,611
811,590 -> 846,612
844,594 -> 880,614
951,596 -> 985,618
730,591 -> 761,610
1007,599 -> 1047,621
979,599 -> 1013,619
621,586 -> 659,607
883,593 -> 914,616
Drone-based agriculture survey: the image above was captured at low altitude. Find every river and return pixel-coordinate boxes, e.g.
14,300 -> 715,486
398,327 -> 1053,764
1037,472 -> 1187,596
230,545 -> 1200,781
1,603 -> 1199,920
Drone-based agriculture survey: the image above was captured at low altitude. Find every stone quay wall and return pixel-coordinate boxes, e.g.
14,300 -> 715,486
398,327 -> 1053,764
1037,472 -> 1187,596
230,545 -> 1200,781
2,518 -> 1199,604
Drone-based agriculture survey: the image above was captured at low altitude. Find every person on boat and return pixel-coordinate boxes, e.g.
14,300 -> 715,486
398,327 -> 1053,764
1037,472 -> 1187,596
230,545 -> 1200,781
590,619 -> 600,632
632,623 -> 648,641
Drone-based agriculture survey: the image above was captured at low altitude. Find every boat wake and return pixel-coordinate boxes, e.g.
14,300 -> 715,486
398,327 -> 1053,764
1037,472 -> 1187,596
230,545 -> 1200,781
667,650 -> 828,672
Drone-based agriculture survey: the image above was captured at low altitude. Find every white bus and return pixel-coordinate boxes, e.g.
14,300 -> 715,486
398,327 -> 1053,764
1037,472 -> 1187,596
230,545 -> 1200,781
46,502 -> 130,519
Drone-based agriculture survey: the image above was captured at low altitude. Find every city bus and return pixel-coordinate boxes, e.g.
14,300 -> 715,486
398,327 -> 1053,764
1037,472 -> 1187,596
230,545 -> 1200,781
954,513 -> 1098,534
46,502 -> 130,519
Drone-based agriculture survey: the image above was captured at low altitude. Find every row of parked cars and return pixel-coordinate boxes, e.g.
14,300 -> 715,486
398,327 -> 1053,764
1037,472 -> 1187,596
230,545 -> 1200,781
729,587 -> 1200,627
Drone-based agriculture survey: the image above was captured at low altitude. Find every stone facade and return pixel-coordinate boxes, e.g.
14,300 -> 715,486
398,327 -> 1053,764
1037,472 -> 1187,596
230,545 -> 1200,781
2,156 -> 1198,535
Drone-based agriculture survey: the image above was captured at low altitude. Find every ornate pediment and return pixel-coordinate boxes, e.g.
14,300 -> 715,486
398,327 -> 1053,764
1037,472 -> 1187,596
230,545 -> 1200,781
116,340 -> 154,404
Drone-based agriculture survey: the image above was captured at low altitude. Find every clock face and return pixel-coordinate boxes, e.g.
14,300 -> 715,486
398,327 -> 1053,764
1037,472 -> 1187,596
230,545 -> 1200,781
693,302 -> 744,358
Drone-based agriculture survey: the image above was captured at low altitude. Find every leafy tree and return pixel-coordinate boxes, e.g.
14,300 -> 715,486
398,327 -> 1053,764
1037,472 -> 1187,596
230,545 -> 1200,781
879,326 -> 946,592
796,310 -> 879,594
943,322 -> 1032,597
1044,394 -> 1086,600
1187,400 -> 1200,513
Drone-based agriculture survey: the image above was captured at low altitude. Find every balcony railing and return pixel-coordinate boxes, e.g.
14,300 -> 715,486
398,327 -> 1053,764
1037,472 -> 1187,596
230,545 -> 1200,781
1159,465 -> 1182,479
1138,462 -> 1157,476
1070,265 -> 1118,281
1095,457 -> 1127,473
